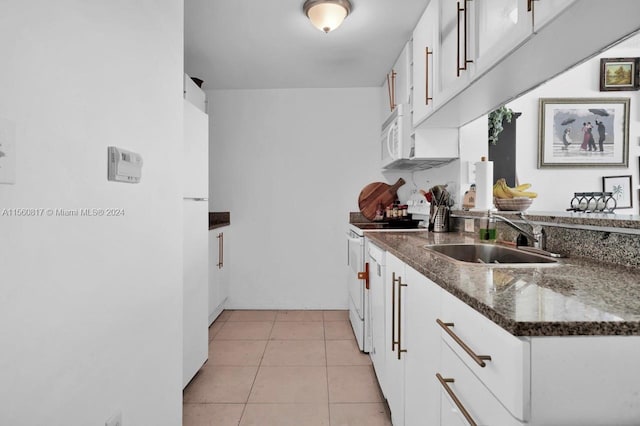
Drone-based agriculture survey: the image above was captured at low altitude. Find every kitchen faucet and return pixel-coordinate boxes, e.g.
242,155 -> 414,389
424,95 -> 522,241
489,211 -> 546,250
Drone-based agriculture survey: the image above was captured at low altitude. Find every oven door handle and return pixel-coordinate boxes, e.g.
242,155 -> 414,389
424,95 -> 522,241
345,233 -> 364,245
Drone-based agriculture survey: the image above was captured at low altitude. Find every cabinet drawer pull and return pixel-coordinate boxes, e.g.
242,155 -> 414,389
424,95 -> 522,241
425,47 -> 433,105
436,373 -> 478,426
437,319 -> 491,367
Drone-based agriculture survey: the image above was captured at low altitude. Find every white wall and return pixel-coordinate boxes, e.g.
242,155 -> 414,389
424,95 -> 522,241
209,88 -> 383,309
506,39 -> 640,212
0,2 -> 183,425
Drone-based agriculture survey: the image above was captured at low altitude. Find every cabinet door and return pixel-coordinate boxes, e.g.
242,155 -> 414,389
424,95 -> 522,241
532,0 -> 576,33
208,230 -> 221,324
368,243 -> 387,393
412,0 -> 439,126
404,266 -> 442,426
218,228 -> 229,304
384,254 -> 406,426
437,0 -> 474,103
208,228 -> 229,324
474,0 -> 531,74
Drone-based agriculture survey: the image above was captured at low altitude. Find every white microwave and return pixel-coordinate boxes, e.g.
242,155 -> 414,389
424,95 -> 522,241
381,104 -> 412,169
381,104 -> 460,170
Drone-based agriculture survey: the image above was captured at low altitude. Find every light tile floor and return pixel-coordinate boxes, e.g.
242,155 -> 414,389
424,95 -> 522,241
183,310 -> 392,426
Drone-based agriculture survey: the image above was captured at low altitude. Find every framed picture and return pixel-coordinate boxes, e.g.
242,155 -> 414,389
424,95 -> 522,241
538,98 -> 630,168
602,175 -> 632,209
600,58 -> 639,91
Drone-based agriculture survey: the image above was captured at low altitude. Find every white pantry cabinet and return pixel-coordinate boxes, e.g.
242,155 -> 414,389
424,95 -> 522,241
208,226 -> 230,324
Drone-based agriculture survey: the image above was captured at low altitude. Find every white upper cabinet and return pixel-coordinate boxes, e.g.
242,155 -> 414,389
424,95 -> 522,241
474,0 -> 532,74
412,0 -> 439,126
531,0 -> 577,33
436,0 -> 475,103
414,0 -> 640,127
384,41 -> 412,117
184,74 -> 206,113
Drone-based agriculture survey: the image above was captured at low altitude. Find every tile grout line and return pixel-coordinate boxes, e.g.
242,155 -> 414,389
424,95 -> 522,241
237,315 -> 275,425
324,317 -> 333,426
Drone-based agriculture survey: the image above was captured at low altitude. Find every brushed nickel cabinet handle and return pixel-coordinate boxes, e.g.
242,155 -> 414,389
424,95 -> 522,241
436,373 -> 478,426
425,47 -> 433,105
436,319 -> 491,367
397,277 -> 408,360
217,232 -> 223,269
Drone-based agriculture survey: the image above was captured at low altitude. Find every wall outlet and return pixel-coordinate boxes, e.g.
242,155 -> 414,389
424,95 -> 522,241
464,218 -> 474,233
106,412 -> 122,426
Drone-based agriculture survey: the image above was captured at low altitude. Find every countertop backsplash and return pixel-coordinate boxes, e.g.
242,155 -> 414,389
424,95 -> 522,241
451,213 -> 640,269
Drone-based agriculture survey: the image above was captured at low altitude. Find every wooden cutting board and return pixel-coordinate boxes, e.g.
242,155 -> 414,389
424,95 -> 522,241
358,178 -> 406,221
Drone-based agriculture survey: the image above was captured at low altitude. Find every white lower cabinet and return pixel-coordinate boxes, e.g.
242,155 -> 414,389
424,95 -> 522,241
383,252 -> 442,426
208,226 -> 230,324
404,265 -> 442,426
439,289 -> 530,421
370,243 -> 640,426
439,342 -> 523,426
368,242 -> 387,392
385,254 -> 406,426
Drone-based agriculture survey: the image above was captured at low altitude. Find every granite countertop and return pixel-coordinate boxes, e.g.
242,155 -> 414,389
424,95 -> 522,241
365,231 -> 640,337
209,212 -> 230,230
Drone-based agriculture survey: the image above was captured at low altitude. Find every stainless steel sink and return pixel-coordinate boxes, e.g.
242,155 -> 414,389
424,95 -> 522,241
425,244 -> 558,265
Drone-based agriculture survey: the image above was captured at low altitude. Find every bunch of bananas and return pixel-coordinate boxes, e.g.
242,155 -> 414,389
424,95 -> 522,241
493,178 -> 538,199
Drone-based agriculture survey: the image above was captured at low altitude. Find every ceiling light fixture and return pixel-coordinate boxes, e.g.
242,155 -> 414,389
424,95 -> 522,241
303,0 -> 352,34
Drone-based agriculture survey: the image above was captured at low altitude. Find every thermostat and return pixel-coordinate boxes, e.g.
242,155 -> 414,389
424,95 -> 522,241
108,146 -> 143,183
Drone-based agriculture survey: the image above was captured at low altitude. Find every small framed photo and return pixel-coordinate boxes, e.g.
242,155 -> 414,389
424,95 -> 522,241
602,175 -> 633,209
538,98 -> 630,168
600,58 -> 639,91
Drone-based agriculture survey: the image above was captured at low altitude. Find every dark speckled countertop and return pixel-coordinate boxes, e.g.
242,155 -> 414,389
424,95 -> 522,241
365,231 -> 640,337
209,212 -> 230,230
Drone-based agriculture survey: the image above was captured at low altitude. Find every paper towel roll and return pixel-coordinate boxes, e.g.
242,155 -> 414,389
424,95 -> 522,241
474,159 -> 494,211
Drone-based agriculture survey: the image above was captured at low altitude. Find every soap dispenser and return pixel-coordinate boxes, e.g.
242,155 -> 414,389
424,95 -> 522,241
479,211 -> 496,241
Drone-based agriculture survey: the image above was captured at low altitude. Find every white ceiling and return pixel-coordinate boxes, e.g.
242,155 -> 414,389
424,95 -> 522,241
184,0 -> 430,90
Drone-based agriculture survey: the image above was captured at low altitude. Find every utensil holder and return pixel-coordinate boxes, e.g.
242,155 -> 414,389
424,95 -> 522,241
432,205 -> 449,233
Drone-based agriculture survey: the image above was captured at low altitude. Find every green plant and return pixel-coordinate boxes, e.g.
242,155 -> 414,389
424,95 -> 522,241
488,106 -> 514,145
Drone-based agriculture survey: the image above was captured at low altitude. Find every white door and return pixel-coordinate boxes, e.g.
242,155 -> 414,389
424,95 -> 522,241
183,200 -> 209,387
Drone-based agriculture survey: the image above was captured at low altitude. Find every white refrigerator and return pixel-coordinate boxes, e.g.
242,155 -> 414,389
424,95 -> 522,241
182,93 -> 209,388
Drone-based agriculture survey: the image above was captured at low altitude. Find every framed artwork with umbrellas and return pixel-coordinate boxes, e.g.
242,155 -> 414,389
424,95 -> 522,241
600,58 -> 640,91
538,98 -> 630,167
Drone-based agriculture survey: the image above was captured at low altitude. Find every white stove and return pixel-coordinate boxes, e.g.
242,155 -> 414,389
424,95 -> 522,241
346,222 -> 426,352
